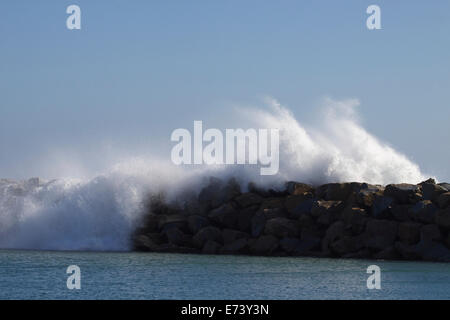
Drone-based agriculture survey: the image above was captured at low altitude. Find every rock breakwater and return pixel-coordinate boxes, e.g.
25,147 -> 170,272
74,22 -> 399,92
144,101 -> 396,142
133,177 -> 450,262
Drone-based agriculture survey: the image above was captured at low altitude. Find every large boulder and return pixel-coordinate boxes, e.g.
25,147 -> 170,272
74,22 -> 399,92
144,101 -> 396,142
285,194 -> 314,218
438,183 -> 450,191
165,227 -> 193,247
236,205 -> 258,232
202,240 -> 222,254
235,192 -> 264,208
193,226 -> 223,248
133,234 -> 162,251
437,192 -> 450,208
158,214 -> 189,233
371,195 -> 394,218
315,183 -> 359,201
355,184 -> 384,207
264,218 -> 299,238
420,224 -> 441,242
395,241 -> 422,260
435,208 -> 450,229
139,213 -> 161,233
421,182 -> 448,202
397,222 -> 421,245
279,237 -> 320,255
340,207 -> 369,235
390,204 -> 412,221
384,184 -> 422,204
364,219 -> 398,250
251,211 -> 266,237
322,221 -> 345,253
187,215 -> 210,234
396,237 -> 450,262
416,240 -> 450,262
222,229 -> 250,244
260,197 -> 285,210
286,182 -> 315,195
198,177 -> 241,209
311,200 -> 344,226
220,238 -> 249,254
374,246 -> 400,260
208,203 -> 238,229
248,235 -> 279,255
330,235 -> 365,256
409,200 -> 438,224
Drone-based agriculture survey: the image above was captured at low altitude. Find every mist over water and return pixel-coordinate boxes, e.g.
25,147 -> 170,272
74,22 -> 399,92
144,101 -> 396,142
0,98 -> 429,251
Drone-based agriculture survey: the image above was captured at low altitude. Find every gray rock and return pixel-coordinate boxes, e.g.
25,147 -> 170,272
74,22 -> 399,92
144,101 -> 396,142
279,238 -> 301,254
409,200 -> 438,224
437,192 -> 450,208
193,226 -> 222,248
395,241 -> 422,260
420,224 -> 441,242
165,227 -> 192,247
264,218 -> 299,238
312,200 -> 344,226
315,183 -> 357,201
208,203 -> 238,228
322,221 -> 345,252
220,238 -> 249,254
374,246 -> 400,260
133,235 -> 160,251
235,192 -> 263,208
398,222 -> 421,245
384,184 -> 422,204
285,194 -> 314,217
356,184 -> 383,207
286,182 -> 314,195
198,177 -> 241,209
435,208 -> 450,229
340,206 -> 369,235
391,205 -> 411,221
248,235 -> 279,255
222,229 -> 249,244
260,208 -> 287,220
251,211 -> 266,237
421,182 -> 448,202
396,238 -> 450,262
280,237 -> 320,255
416,240 -> 450,262
236,206 -> 257,232
364,219 -> 398,250
158,214 -> 188,232
202,240 -> 222,254
187,215 -> 210,234
371,195 -> 394,218
330,235 -> 365,255
438,183 -> 450,191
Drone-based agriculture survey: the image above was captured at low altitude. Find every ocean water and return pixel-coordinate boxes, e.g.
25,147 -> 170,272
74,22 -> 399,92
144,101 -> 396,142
0,249 -> 448,300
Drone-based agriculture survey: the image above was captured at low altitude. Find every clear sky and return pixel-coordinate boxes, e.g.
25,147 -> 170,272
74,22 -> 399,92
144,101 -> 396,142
0,1 -> 449,181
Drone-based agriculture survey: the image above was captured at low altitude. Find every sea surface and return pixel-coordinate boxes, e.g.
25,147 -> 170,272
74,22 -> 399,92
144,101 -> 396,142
0,249 -> 449,300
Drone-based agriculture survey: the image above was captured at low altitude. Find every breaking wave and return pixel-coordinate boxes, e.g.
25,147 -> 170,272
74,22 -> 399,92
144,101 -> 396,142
0,98 -> 428,251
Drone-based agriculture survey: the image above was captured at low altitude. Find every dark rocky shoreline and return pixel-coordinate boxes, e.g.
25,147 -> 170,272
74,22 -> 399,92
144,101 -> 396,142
133,177 -> 450,262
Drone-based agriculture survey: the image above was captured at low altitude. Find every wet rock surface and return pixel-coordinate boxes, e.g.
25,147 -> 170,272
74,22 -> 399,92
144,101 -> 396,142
133,177 -> 450,262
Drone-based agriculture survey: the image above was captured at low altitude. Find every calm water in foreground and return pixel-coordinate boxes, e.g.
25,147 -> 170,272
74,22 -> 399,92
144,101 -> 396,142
0,249 -> 449,299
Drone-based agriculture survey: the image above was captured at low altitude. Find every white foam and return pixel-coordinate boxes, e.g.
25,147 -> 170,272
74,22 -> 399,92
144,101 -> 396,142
0,98 -> 428,251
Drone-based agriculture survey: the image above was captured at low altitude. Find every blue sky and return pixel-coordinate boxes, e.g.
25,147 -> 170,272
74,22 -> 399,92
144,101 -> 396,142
0,1 -> 449,181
